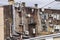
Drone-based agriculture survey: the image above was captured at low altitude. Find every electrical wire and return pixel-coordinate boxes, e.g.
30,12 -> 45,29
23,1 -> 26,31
41,1 -> 55,8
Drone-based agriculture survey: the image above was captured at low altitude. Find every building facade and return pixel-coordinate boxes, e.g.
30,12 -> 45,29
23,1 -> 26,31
0,6 -> 4,40
39,9 -> 60,35
15,3 -> 60,37
0,5 -> 13,40
0,4 -> 60,40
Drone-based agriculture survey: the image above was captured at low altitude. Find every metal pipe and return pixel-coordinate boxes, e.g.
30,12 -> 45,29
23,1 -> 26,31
12,4 -> 16,35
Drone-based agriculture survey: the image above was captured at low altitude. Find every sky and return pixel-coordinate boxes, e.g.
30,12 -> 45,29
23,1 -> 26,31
0,0 -> 60,9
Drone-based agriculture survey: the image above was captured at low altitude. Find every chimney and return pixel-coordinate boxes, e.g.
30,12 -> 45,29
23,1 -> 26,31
34,4 -> 38,8
22,2 -> 25,7
8,0 -> 14,5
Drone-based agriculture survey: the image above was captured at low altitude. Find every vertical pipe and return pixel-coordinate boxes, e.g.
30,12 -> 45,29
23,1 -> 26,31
10,23 -> 12,37
12,4 -> 16,35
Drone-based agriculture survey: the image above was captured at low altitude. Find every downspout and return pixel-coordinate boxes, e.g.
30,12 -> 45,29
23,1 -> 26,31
12,4 -> 16,35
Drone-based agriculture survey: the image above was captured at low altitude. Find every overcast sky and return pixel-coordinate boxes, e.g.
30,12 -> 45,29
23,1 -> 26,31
0,0 -> 60,9
0,0 -> 54,6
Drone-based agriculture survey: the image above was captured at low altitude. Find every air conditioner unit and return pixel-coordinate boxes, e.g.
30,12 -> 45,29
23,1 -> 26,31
55,0 -> 60,1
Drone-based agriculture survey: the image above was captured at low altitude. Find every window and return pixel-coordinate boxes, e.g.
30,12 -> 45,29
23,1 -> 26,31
54,25 -> 60,32
54,29 -> 59,32
29,17 -> 35,24
40,13 -> 48,32
41,14 -> 46,19
42,25 -> 47,31
56,14 -> 60,20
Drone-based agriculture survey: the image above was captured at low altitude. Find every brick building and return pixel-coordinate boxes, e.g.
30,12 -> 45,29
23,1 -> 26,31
0,3 -> 60,40
14,2 -> 60,37
0,5 -> 13,40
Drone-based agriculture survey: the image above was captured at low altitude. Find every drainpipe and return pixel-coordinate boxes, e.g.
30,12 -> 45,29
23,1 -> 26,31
12,4 -> 16,35
8,0 -> 16,36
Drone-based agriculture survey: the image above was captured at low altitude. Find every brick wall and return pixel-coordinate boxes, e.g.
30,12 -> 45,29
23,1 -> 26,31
0,6 -> 4,40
